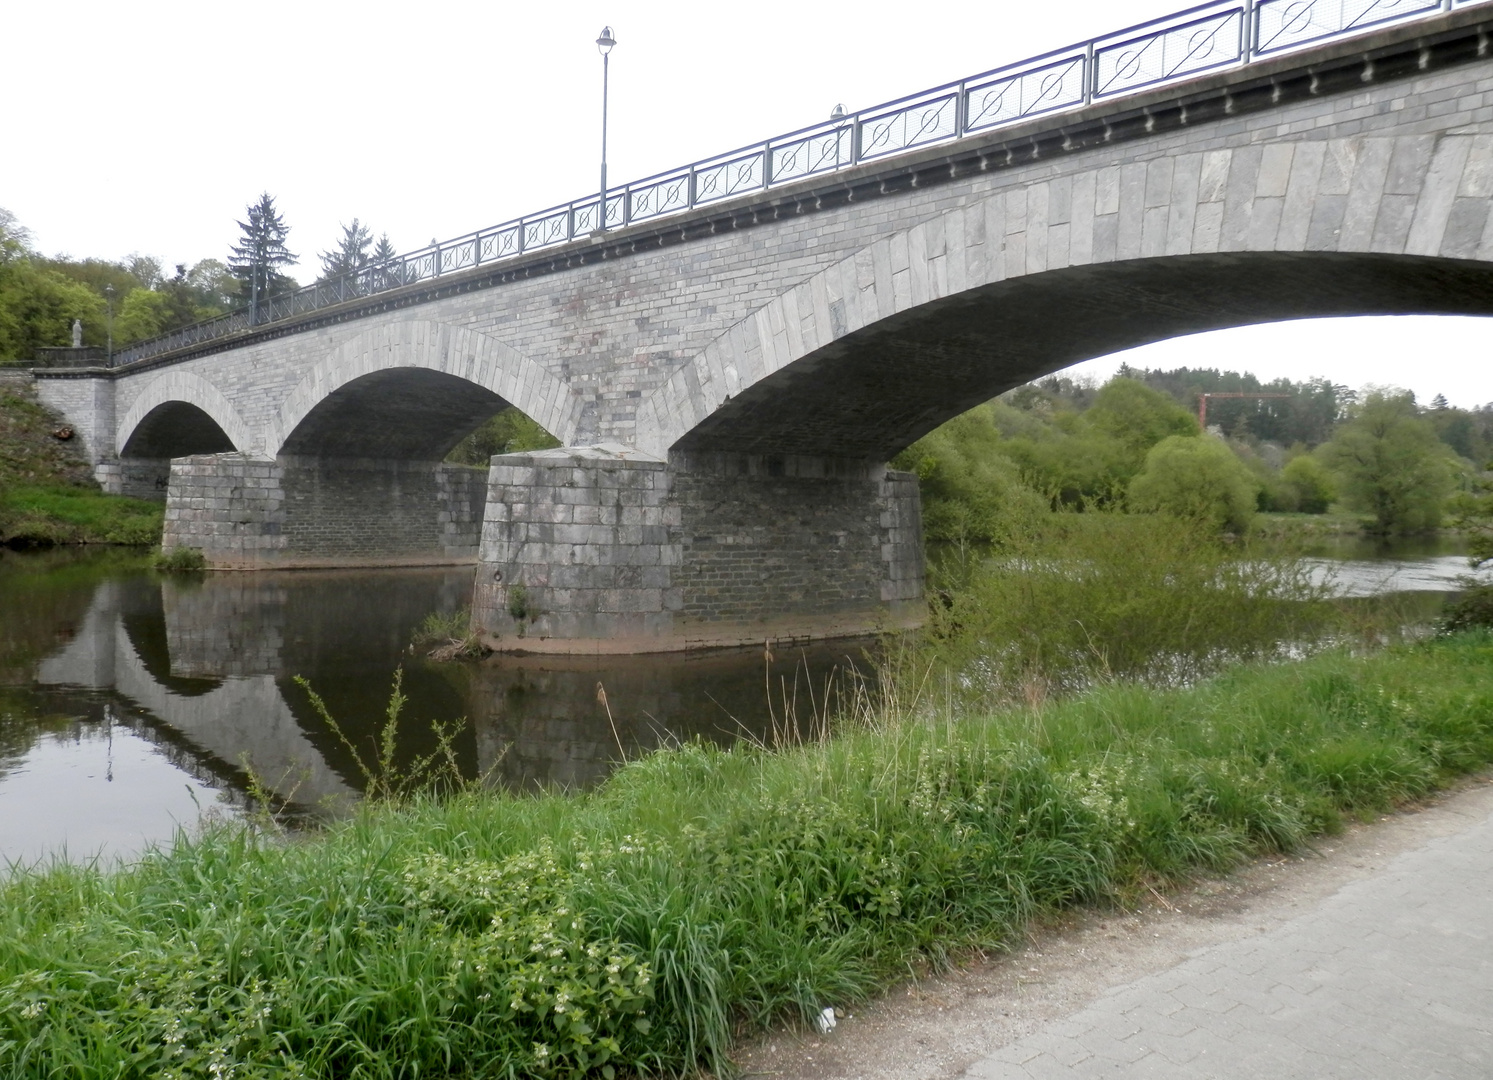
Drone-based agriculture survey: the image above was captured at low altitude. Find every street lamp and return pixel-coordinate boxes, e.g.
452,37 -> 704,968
104,284 -> 114,365
596,25 -> 617,234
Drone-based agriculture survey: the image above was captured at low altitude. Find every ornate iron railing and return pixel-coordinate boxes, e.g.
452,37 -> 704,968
109,0 -> 1483,367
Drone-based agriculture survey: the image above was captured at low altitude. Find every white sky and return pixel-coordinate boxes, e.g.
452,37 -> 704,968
5,0 -> 1490,408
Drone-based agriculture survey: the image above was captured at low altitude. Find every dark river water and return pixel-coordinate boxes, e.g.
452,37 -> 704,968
1,537 -> 1483,867
0,548 -> 873,866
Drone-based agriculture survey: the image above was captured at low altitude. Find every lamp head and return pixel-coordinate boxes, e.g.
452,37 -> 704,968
830,104 -> 846,122
596,26 -> 616,55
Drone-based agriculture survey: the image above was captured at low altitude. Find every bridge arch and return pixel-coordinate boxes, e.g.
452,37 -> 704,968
268,320 -> 578,458
638,133 -> 1493,460
118,371 -> 254,458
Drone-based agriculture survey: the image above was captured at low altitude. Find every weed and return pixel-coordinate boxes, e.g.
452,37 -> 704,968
152,546 -> 206,572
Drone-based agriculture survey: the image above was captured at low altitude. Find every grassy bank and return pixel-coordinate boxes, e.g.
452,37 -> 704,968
0,383 -> 163,547
0,485 -> 162,546
4,635 -> 1493,1077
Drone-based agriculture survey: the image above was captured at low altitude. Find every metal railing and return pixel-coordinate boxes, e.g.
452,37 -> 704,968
109,0 -> 1482,367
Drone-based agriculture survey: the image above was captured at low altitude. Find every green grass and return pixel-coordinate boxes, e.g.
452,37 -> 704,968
0,484 -> 163,546
4,634 -> 1493,1078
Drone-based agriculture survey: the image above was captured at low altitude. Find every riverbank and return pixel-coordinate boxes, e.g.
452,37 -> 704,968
0,379 -> 163,547
739,770 -> 1493,1079
4,634 -> 1492,1078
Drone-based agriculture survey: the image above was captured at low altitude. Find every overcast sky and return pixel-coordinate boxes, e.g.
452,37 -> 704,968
6,0 -> 1490,407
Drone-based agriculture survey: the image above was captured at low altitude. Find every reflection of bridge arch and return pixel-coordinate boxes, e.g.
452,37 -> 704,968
268,320 -> 578,459
118,370 -> 254,458
639,135 -> 1493,459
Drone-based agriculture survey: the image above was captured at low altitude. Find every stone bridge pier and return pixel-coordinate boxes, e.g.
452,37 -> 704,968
470,446 -> 924,652
161,454 -> 487,568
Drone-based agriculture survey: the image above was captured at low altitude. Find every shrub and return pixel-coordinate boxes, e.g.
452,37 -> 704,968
1127,435 -> 1260,533
153,546 -> 206,572
1281,453 -> 1336,514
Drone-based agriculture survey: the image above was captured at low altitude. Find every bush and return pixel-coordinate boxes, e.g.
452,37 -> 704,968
153,546 -> 206,572
1127,435 -> 1260,533
892,404 -> 1047,545
1443,584 -> 1493,634
922,511 -> 1330,695
1281,453 -> 1336,514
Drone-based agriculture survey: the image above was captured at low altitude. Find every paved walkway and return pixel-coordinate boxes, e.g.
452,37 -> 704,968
966,799 -> 1493,1078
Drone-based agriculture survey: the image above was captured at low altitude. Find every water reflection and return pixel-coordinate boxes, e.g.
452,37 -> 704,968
0,551 -> 870,861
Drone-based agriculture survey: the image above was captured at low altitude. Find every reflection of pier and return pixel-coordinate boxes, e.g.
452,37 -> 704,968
467,645 -> 869,791
35,578 -> 356,808
27,564 -> 869,807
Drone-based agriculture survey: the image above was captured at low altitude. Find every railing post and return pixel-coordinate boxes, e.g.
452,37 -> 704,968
1083,41 -> 1096,105
1242,0 -> 1257,64
763,143 -> 774,190
851,114 -> 862,165
433,244 -> 442,278
688,165 -> 698,211
955,81 -> 968,139
474,233 -> 483,267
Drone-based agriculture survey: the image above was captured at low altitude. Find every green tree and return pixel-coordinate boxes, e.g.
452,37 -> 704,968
892,404 -> 1046,545
1322,390 -> 1455,534
1084,377 -> 1199,467
319,219 -> 374,283
114,288 -> 172,344
1280,453 -> 1336,514
0,260 -> 106,362
1128,435 -> 1260,533
446,407 -> 561,466
228,192 -> 298,321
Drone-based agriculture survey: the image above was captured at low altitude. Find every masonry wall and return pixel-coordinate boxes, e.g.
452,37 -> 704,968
97,458 -> 171,501
472,447 -> 923,652
163,454 -> 485,567
279,457 -> 485,562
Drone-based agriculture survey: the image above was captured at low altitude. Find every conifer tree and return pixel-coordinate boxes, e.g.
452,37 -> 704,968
227,192 -> 297,323
318,218 -> 373,283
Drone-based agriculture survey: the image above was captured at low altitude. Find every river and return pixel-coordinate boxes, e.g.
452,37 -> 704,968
0,548 -> 872,867
0,536 -> 1481,866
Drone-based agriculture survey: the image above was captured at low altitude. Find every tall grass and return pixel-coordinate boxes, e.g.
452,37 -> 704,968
5,634 -> 1493,1078
923,512 -> 1335,699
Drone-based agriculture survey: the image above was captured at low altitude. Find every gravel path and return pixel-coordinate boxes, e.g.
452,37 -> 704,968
737,776 -> 1493,1079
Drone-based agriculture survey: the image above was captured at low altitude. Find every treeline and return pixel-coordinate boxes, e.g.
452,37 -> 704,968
0,198 -> 399,364
900,371 -> 1491,538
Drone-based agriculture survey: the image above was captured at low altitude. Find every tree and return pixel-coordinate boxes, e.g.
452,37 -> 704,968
446,407 -> 561,467
1280,454 -> 1336,514
228,192 -> 298,321
1128,435 -> 1260,533
1084,377 -> 1199,469
1321,389 -> 1455,534
891,404 -> 1047,545
0,207 -> 32,262
319,218 -> 373,284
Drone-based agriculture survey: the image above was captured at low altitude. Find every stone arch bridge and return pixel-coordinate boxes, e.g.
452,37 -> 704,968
35,4 -> 1493,651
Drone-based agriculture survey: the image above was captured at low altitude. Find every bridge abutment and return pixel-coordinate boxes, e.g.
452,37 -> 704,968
162,454 -> 486,568
471,445 -> 923,653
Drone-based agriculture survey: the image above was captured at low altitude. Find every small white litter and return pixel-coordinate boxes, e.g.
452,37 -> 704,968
815,1006 -> 838,1033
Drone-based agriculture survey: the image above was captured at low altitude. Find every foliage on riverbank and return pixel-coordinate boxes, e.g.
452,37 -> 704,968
0,384 -> 163,547
923,512 -> 1334,696
0,485 -> 162,547
5,634 -> 1493,1078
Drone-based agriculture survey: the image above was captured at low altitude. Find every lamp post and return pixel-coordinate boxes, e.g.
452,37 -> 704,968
104,284 -> 114,365
596,25 -> 616,233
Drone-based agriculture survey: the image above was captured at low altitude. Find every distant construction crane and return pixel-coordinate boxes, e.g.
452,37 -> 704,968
1197,392 -> 1292,430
